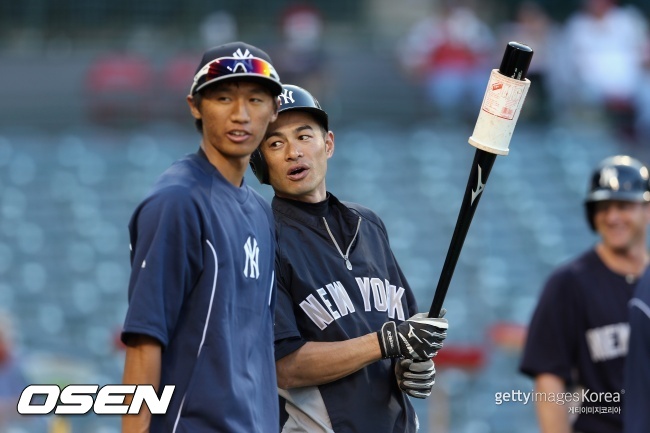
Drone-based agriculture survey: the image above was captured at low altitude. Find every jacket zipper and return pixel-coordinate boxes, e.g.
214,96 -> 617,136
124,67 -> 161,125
322,216 -> 362,271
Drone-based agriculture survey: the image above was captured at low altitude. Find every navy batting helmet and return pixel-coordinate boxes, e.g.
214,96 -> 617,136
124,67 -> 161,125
584,155 -> 650,231
250,84 -> 328,184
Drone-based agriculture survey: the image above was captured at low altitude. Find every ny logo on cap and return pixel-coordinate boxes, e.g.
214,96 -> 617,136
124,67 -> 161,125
279,89 -> 295,105
599,167 -> 619,190
233,48 -> 253,59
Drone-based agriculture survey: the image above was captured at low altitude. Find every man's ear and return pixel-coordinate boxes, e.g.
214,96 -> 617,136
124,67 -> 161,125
187,95 -> 201,120
325,131 -> 335,158
271,96 -> 280,122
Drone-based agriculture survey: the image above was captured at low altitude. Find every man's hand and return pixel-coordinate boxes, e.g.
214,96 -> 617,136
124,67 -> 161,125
378,313 -> 448,360
395,358 -> 436,399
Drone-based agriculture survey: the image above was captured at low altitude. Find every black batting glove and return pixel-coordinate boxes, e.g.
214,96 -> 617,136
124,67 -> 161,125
395,358 -> 436,399
377,312 -> 448,360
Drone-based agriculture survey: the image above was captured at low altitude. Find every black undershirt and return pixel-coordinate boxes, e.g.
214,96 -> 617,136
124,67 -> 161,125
274,194 -> 352,250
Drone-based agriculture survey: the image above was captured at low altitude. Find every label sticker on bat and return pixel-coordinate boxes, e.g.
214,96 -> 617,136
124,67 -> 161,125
481,70 -> 527,120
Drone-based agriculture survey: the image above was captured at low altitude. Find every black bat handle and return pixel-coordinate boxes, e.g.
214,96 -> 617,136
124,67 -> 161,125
427,41 -> 533,318
499,41 -> 533,79
428,149 -> 497,318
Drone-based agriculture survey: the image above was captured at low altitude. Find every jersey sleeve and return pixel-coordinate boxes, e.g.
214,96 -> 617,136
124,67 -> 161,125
519,267 -> 580,384
273,250 -> 308,360
121,187 -> 203,348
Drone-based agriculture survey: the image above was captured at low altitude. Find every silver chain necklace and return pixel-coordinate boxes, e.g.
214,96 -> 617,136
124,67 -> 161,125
322,216 -> 362,271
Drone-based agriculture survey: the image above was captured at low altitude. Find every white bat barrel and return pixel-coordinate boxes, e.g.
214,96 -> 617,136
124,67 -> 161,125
468,69 -> 531,155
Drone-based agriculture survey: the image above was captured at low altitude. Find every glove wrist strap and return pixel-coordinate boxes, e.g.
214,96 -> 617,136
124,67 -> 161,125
378,321 -> 401,358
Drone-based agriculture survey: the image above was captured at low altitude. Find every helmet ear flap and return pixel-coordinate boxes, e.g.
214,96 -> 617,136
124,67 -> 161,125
249,148 -> 270,185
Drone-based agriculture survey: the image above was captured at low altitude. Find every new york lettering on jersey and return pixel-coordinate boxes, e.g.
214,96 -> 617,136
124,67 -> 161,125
299,277 -> 407,330
585,322 -> 630,362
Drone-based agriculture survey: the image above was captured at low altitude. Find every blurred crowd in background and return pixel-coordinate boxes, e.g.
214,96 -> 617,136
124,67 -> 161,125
397,0 -> 650,141
0,0 -> 649,432
1,0 -> 649,142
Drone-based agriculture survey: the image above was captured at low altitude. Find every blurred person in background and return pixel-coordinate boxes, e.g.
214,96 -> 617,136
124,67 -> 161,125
497,1 -> 560,123
562,0 -> 649,140
0,310 -> 48,432
121,41 -> 282,433
250,84 -> 448,433
199,10 -> 238,49
269,4 -> 330,102
0,311 -> 28,428
634,67 -> 650,145
623,261 -> 650,433
397,0 -> 496,124
520,155 -> 650,433
84,51 -> 154,126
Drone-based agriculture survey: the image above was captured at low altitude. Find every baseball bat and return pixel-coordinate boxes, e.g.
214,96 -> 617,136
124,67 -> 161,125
428,42 -> 533,318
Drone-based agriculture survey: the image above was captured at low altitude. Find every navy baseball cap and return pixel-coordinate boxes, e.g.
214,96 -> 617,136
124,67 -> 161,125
190,41 -> 282,96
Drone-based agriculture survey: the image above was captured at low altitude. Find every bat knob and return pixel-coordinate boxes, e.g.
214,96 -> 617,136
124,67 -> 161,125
499,42 -> 533,81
